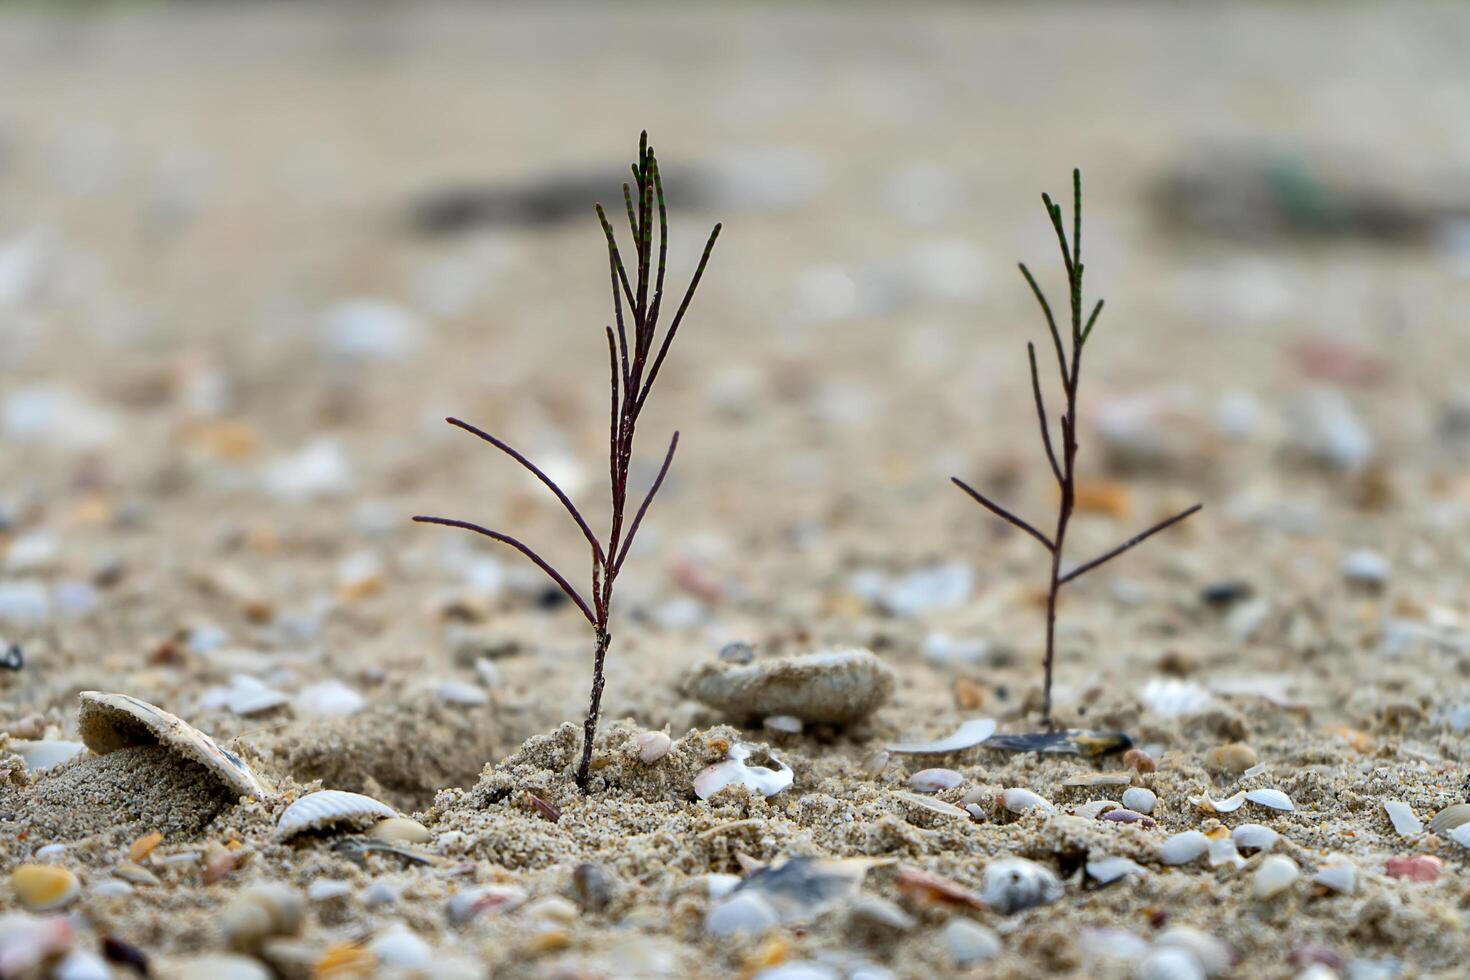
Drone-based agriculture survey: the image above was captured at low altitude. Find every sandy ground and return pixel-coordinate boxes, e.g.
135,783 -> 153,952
2,2 -> 1470,978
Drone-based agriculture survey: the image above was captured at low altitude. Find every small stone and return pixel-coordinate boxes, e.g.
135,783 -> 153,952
979,858 -> 1062,914
1383,800 -> 1422,837
1123,747 -> 1156,773
763,715 -> 803,735
306,880 -> 353,902
718,642 -> 756,664
1159,831 -> 1210,865
1085,856 -> 1147,885
362,882 -> 399,907
12,740 -> 86,772
1341,550 -> 1389,589
1286,388 -> 1374,470
369,924 -> 432,970
1204,743 -> 1258,774
293,681 -> 365,717
876,562 -> 973,617
368,818 -> 431,844
705,892 -> 779,937
10,864 -> 80,911
446,885 -> 527,924
572,863 -> 614,913
1384,855 -> 1441,882
0,642 -> 21,670
941,918 -> 1001,966
683,648 -> 895,724
909,768 -> 963,793
860,750 -> 890,777
633,731 -> 673,764
319,299 -> 424,361
524,896 -> 579,923
1252,855 -> 1300,899
1154,926 -> 1232,976
1121,787 -> 1157,815
847,896 -> 915,933
1001,788 -> 1053,814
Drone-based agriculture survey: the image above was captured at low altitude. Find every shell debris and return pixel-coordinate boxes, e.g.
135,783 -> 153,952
980,857 -> 1063,914
275,790 -> 397,840
887,718 -> 995,755
694,743 -> 793,800
1383,800 -> 1422,837
10,864 -> 81,912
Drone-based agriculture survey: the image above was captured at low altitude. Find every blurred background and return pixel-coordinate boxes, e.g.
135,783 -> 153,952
2,2 -> 1469,767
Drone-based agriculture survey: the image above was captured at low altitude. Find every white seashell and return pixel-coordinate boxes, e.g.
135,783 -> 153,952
1154,926 -> 1232,976
942,918 -> 1001,966
1140,678 -> 1212,717
704,891 -> 779,937
77,691 -> 271,799
1159,831 -> 1210,865
1077,928 -> 1149,963
1001,788 -> 1053,814
434,680 -> 488,706
1190,791 -> 1246,814
293,680 -> 365,717
12,740 -> 87,772
888,718 -> 996,755
908,768 -> 963,793
368,817 -> 430,844
175,955 -> 271,980
34,844 -> 67,861
55,949 -> 113,980
274,790 -> 396,840
1121,787 -> 1157,815
1086,856 -> 1147,884
200,675 -> 289,717
1207,837 -> 1245,871
980,857 -> 1062,914
1244,789 -> 1293,811
1383,800 -> 1422,837
1231,824 -> 1279,853
92,880 -> 134,898
633,731 -> 672,764
446,886 -> 527,924
307,880 -> 353,901
705,873 -> 742,899
369,924 -> 432,970
1429,803 -> 1470,835
1071,800 -> 1119,820
1241,763 -> 1267,778
694,743 -> 793,800
1312,856 -> 1357,894
1136,947 -> 1205,980
763,714 -> 803,734
892,791 -> 970,819
1251,855 -> 1299,899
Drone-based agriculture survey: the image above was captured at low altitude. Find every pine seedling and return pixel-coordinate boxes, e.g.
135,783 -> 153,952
952,169 -> 1201,726
415,132 -> 720,790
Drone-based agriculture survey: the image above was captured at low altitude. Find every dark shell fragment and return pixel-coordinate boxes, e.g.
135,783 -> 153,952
984,729 -> 1132,757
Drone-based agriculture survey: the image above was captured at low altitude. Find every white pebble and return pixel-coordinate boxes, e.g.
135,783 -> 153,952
941,918 -> 1001,966
909,768 -> 963,793
1159,831 -> 1210,865
1341,550 -> 1389,587
1252,855 -> 1299,899
705,892 -> 779,937
1121,787 -> 1157,815
705,873 -> 741,900
1001,787 -> 1053,814
1154,926 -> 1232,976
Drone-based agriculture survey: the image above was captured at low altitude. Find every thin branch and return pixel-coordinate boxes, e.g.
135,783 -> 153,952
639,223 -> 722,407
1019,262 -> 1067,384
1071,168 -> 1082,271
597,205 -> 633,388
411,516 -> 596,625
1058,503 -> 1203,585
648,153 -> 669,333
614,430 -> 679,570
951,477 -> 1055,552
1080,298 -> 1104,346
1041,193 -> 1074,279
444,418 -> 605,564
1027,342 -> 1062,484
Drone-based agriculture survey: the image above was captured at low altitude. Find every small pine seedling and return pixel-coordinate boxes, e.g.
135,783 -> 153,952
415,132 -> 721,790
952,169 -> 1201,726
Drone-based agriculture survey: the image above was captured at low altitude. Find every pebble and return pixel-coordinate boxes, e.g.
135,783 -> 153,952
10,864 -> 80,911
1001,788 -> 1053,814
1287,388 -> 1374,470
1160,831 -> 1210,865
369,817 -> 431,844
263,439 -> 354,501
683,648 -> 895,724
909,768 -> 963,793
860,750 -> 890,777
942,918 -> 1001,966
718,641 -> 756,664
1384,855 -> 1441,882
523,896 -> 579,923
763,715 -> 803,734
1312,857 -> 1357,895
0,580 -> 50,625
633,731 -> 672,763
1136,947 -> 1207,980
434,680 -> 489,706
1252,855 -> 1300,899
847,896 -> 915,932
705,892 -> 779,937
293,680 -> 365,717
1232,824 -> 1280,853
1123,748 -> 1157,773
1121,787 -> 1157,814
369,924 -> 433,970
92,880 -> 134,899
705,873 -> 742,900
362,882 -> 399,907
1154,926 -> 1232,976
220,884 -> 304,950
979,858 -> 1062,914
1341,550 -> 1389,588
1383,800 -> 1422,837
319,298 -> 424,361
1205,742 -> 1258,774
0,642 -> 22,670
572,863 -> 614,912
307,880 -> 353,902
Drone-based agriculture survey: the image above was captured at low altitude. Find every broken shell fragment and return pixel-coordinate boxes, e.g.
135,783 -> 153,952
892,791 -> 970,820
887,718 -> 995,755
694,743 -> 792,800
1160,831 -> 1210,865
1312,856 -> 1357,894
78,691 -> 271,800
1190,791 -> 1246,814
12,740 -> 86,772
275,790 -> 397,840
368,818 -> 430,844
1429,804 -> 1470,835
984,729 -> 1132,757
980,857 -> 1063,914
1001,788 -> 1054,814
10,864 -> 80,911
1383,800 -> 1422,837
1101,808 -> 1156,828
896,866 -> 985,910
683,648 -> 895,724
909,768 -> 963,793
728,857 -> 883,924
447,885 -> 527,924
1244,789 -> 1294,812
1208,837 -> 1245,871
1252,855 -> 1299,899
1086,856 -> 1147,885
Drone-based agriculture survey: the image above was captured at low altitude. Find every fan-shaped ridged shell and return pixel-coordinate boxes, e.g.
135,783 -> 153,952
275,790 -> 397,840
78,691 -> 272,800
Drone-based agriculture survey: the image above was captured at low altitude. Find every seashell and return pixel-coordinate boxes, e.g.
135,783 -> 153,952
1001,788 -> 1053,814
683,648 -> 895,724
908,768 -> 963,793
633,731 -> 672,764
1231,824 -> 1279,853
942,918 -> 1002,966
571,863 -> 614,913
12,739 -> 86,772
1086,856 -> 1147,885
762,715 -> 803,734
1312,856 -> 1357,894
1252,855 -> 1299,899
368,817 -> 430,844
369,924 -> 432,971
307,880 -> 353,902
1385,854 -> 1442,881
1451,824 -> 1470,849
1121,787 -> 1157,814
1190,791 -> 1246,814
1159,831 -> 1210,865
1242,762 -> 1267,778
524,896 -> 579,924
704,892 -> 778,937
92,880 -> 134,899
1208,837 -> 1245,871
1429,803 -> 1470,835
313,942 -> 376,977
446,885 -> 527,924
980,857 -> 1063,914
1064,771 -> 1133,788
176,955 -> 272,980
694,743 -> 792,800
111,862 -> 160,886
221,883 -> 305,950
888,718 -> 995,755
892,791 -> 970,820
705,873 -> 741,899
1383,800 -> 1422,837
128,831 -> 163,863
10,864 -> 80,911
729,857 -> 882,924
1137,947 -> 1206,980
1153,926 -> 1232,976
895,866 -> 985,910
34,843 -> 67,861
984,729 -> 1132,757
1244,789 -> 1294,811
1141,678 -> 1212,717
275,790 -> 397,840
1204,742 -> 1257,774
1101,808 -> 1156,828
77,691 -> 271,799
1071,800 -> 1119,819
847,895 -> 915,932
1123,747 -> 1156,773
